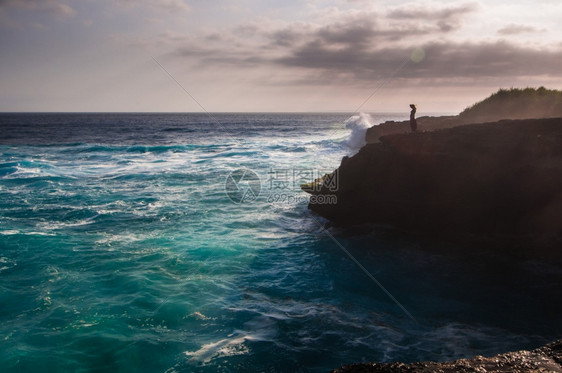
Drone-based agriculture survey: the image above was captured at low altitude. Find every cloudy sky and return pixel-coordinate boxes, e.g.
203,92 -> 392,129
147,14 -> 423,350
1,0 -> 561,112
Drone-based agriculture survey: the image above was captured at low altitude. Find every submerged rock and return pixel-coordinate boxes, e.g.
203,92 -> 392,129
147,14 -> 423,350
331,339 -> 562,373
305,118 -> 562,245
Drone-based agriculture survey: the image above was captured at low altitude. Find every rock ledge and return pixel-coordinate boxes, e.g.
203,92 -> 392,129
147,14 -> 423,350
331,339 -> 562,373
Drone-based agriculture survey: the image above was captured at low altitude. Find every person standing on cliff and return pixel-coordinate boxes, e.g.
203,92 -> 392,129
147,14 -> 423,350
409,104 -> 417,132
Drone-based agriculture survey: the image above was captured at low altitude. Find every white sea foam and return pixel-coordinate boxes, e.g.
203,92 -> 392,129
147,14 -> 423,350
37,218 -> 96,231
184,316 -> 277,364
0,229 -> 56,236
184,335 -> 250,363
345,113 -> 374,153
0,257 -> 16,273
0,230 -> 20,235
94,232 -> 156,246
189,311 -> 210,320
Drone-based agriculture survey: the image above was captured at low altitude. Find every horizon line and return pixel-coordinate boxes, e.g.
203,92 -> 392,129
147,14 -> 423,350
0,110 -> 457,115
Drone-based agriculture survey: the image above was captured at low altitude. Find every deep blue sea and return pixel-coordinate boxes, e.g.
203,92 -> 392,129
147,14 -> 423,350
1,113 -> 561,372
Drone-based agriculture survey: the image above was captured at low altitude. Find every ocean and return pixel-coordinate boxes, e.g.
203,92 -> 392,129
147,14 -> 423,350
1,113 -> 560,372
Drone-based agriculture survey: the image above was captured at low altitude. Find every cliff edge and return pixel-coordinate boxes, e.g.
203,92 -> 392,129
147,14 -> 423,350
366,87 -> 562,143
305,118 -> 562,244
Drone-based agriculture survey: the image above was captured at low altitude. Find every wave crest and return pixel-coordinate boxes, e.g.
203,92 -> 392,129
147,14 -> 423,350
345,113 -> 373,152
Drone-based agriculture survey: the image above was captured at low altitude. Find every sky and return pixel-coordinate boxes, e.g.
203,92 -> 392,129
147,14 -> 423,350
1,0 -> 561,113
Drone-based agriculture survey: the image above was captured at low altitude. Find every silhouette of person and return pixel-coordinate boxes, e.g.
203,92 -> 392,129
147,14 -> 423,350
409,104 -> 417,132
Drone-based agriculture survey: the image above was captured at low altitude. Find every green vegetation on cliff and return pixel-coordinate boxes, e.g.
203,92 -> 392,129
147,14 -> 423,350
459,87 -> 562,122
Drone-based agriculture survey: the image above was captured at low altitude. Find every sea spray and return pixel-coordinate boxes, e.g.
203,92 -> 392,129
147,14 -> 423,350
344,113 -> 373,153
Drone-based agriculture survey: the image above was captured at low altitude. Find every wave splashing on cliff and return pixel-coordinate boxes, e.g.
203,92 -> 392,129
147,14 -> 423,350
345,113 -> 373,153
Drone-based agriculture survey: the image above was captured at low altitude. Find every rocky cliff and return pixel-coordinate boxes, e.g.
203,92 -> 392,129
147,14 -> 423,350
331,339 -> 562,373
366,87 -> 562,143
305,118 -> 562,244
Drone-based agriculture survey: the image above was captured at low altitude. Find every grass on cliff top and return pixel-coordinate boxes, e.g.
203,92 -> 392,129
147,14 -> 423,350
459,87 -> 562,121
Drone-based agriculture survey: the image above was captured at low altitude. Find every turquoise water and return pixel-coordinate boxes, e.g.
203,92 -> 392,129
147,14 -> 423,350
1,113 -> 561,372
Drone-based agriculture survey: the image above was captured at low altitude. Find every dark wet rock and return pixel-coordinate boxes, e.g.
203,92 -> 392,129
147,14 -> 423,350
331,339 -> 562,373
305,118 -> 562,245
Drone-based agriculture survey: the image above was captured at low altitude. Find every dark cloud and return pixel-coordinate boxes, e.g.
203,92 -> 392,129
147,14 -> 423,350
172,45 -> 267,67
497,24 -> 544,35
388,2 -> 479,20
173,32 -> 562,85
409,42 -> 562,80
268,28 -> 304,47
388,2 -> 479,32
316,18 -> 377,46
276,41 -> 562,83
166,2 -> 561,86
171,3 -> 478,67
262,13 -> 436,55
313,18 -> 434,44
